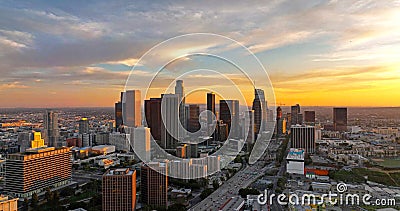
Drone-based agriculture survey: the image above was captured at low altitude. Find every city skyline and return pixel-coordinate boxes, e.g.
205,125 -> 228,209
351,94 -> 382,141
0,1 -> 399,108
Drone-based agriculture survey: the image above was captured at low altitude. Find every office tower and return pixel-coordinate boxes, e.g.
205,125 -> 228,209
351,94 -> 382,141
215,120 -> 228,141
161,94 -> 179,149
304,111 -> 316,123
276,107 -> 283,141
102,168 -> 136,211
144,98 -> 162,141
252,89 -> 267,138
5,146 -> 72,198
290,125 -> 316,154
175,80 -> 188,131
242,110 -> 255,145
219,100 -> 239,138
188,104 -> 200,133
141,162 -> 168,208
115,101 -> 123,131
0,195 -> 18,211
207,92 -> 216,125
31,132 -> 45,148
109,132 -> 131,152
290,104 -> 302,126
122,90 -> 141,127
17,131 -> 32,152
333,107 -> 347,132
43,110 -> 60,147
78,117 -> 89,134
133,127 -> 151,162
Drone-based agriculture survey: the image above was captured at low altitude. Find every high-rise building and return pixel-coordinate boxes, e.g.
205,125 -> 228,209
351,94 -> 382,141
141,162 -> 168,208
304,111 -> 316,124
109,132 -> 131,152
161,94 -> 179,149
252,89 -> 267,138
102,168 -> 136,211
115,101 -> 123,131
144,98 -> 162,141
276,107 -> 283,141
175,80 -> 186,132
207,92 -> 216,125
220,100 -> 239,138
17,131 -> 32,152
188,104 -> 200,133
242,110 -> 255,145
122,90 -> 142,127
133,127 -> 151,162
78,117 -> 89,134
333,107 -> 347,132
43,110 -> 60,147
290,125 -> 316,154
290,104 -> 302,126
4,142 -> 71,198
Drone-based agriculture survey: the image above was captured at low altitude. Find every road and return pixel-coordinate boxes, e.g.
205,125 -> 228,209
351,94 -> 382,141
189,161 -> 274,211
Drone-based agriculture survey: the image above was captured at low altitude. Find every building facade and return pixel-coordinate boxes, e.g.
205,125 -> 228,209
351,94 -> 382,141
102,168 -> 136,211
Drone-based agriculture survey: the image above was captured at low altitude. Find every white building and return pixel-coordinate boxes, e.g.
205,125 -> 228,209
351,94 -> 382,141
286,148 -> 305,175
109,132 -> 131,152
161,94 -> 180,149
122,90 -> 141,127
133,127 -> 151,162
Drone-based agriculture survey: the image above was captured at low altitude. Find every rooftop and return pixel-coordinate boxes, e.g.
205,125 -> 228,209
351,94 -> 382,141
287,148 -> 305,160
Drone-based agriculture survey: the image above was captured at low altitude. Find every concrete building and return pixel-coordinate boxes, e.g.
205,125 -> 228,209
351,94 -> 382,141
291,125 -> 316,154
161,94 -> 180,149
286,148 -> 305,175
141,162 -> 168,208
122,90 -> 142,127
102,168 -> 136,211
109,132 -> 131,152
43,110 -> 60,147
333,107 -> 347,131
133,127 -> 151,162
5,135 -> 71,198
78,118 -> 89,134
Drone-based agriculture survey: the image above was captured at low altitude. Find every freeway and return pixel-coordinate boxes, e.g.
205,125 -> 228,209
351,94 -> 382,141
189,161 -> 274,211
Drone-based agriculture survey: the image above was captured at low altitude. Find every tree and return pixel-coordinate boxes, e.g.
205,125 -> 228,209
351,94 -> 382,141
200,188 -> 213,199
31,193 -> 39,210
45,187 -> 53,202
23,198 -> 29,211
212,180 -> 220,190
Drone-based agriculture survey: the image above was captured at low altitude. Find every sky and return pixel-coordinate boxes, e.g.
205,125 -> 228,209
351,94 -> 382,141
0,0 -> 399,108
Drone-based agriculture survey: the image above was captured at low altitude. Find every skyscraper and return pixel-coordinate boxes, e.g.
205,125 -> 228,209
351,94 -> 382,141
207,92 -> 216,125
78,117 -> 89,134
133,127 -> 151,162
102,168 -> 136,211
242,110 -> 255,145
114,101 -> 123,131
141,162 -> 168,208
175,80 -> 186,132
122,90 -> 142,127
290,104 -> 302,126
188,104 -> 200,133
276,107 -> 283,141
290,125 -> 316,154
252,89 -> 267,138
144,98 -> 162,141
161,94 -> 179,149
220,100 -> 239,138
333,107 -> 347,132
304,111 -> 316,124
43,110 -> 60,147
